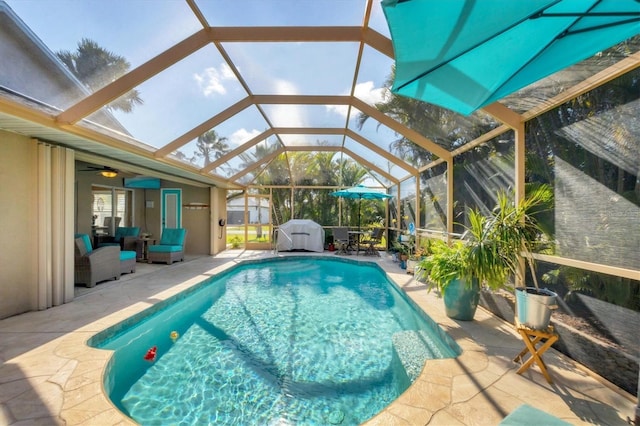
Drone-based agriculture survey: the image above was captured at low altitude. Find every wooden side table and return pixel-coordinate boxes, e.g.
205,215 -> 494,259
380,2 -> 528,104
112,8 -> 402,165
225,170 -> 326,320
513,320 -> 559,384
137,238 -> 156,262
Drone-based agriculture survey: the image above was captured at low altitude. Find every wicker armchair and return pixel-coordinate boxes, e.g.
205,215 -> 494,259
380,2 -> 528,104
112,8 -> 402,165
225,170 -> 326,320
74,234 -> 120,288
148,228 -> 187,265
97,226 -> 141,255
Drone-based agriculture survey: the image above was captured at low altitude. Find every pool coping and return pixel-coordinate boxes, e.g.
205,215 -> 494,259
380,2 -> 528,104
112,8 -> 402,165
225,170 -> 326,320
1,251 -> 634,425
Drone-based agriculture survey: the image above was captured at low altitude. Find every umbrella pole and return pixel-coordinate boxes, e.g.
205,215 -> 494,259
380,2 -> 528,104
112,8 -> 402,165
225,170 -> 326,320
357,197 -> 361,255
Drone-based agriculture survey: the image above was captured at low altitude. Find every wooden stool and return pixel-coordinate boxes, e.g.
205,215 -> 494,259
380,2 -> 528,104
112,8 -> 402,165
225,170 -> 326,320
513,320 -> 559,384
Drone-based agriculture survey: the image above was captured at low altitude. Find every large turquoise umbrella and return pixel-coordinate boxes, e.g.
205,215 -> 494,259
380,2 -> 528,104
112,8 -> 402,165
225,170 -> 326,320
382,0 -> 640,115
331,185 -> 393,252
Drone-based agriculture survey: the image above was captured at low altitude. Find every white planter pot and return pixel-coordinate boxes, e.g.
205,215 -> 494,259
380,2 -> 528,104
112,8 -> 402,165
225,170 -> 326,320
515,287 -> 558,330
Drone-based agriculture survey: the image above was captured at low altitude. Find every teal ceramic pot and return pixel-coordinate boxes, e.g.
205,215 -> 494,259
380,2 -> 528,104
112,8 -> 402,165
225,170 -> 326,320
443,277 -> 480,321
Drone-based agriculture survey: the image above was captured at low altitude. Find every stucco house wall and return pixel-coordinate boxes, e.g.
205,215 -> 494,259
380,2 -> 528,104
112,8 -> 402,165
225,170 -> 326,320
0,130 -> 38,318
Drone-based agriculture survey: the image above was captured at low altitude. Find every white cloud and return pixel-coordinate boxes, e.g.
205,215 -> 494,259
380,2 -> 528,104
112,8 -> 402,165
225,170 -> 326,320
229,128 -> 261,147
270,103 -> 307,128
272,78 -> 299,96
354,81 -> 386,105
264,79 -> 308,128
326,103 -> 350,118
193,63 -> 235,97
326,81 -> 387,118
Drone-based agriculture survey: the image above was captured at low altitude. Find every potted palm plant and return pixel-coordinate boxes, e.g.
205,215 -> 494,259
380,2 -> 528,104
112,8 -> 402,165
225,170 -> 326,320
417,185 -> 553,323
488,185 -> 556,329
417,210 -> 508,321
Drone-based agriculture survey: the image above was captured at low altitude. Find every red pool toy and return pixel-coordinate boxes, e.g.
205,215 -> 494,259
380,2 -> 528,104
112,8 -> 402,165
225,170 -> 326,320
144,346 -> 157,362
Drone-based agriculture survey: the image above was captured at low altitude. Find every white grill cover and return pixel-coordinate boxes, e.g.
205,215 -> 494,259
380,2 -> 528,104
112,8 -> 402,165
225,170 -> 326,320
276,219 -> 325,252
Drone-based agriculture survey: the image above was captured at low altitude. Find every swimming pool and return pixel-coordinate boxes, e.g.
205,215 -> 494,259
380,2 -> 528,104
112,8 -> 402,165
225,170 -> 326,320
90,257 -> 460,425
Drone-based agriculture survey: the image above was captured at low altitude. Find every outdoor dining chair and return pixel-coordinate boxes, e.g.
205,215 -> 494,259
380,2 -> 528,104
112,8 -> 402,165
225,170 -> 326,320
362,228 -> 384,256
333,227 -> 350,255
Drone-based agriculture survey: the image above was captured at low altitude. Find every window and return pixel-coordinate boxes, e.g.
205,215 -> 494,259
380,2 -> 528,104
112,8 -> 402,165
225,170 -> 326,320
92,186 -> 133,235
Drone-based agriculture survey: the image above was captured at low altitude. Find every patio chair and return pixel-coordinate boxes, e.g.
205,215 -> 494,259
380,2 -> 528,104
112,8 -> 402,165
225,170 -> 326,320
148,228 -> 187,265
333,227 -> 350,255
103,216 -> 122,230
97,226 -> 141,255
362,228 -> 384,256
74,234 -> 120,288
75,233 -> 137,287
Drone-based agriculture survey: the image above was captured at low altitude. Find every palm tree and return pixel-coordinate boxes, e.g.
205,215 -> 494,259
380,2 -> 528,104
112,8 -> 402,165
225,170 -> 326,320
237,140 -> 279,173
338,158 -> 369,187
195,129 -> 230,166
56,38 -> 142,112
335,158 -> 370,226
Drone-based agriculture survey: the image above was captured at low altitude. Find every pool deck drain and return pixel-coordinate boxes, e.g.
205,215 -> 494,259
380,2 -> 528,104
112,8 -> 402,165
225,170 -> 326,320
0,250 -> 635,425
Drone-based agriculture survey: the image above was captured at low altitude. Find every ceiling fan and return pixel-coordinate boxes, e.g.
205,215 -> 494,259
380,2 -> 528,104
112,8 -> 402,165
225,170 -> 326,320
79,165 -> 119,178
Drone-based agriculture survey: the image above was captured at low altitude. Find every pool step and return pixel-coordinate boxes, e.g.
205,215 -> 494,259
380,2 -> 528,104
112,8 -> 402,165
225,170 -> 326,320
392,330 -> 450,382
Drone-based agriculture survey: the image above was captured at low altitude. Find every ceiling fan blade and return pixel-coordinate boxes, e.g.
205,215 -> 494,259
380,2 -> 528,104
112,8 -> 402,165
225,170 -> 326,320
78,165 -> 118,173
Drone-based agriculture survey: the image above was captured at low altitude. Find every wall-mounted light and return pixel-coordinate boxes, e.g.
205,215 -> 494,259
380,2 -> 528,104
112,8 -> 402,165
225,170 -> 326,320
100,170 -> 118,178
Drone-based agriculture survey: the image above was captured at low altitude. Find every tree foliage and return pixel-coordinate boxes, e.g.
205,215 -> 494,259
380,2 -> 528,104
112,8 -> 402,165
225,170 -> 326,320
357,66 -> 498,167
194,129 -> 230,166
56,38 -> 142,112
245,148 -> 384,227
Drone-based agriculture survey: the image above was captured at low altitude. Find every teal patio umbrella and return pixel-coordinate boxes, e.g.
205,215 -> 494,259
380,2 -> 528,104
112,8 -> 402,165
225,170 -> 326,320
331,185 -> 393,253
382,0 -> 640,115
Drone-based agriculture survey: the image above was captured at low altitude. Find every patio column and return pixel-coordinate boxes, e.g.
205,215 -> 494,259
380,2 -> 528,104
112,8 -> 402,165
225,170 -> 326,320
210,187 -> 227,255
396,185 -> 401,236
484,103 -> 526,286
446,158 -> 453,244
36,142 -> 51,310
514,122 -> 526,287
415,172 -> 420,233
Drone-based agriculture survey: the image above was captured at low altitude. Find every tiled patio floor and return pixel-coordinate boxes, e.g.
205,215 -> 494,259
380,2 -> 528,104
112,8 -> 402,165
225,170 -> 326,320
0,250 -> 635,425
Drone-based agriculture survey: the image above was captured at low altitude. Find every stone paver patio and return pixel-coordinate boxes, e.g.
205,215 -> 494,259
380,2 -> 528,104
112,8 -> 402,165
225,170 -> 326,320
0,250 -> 635,425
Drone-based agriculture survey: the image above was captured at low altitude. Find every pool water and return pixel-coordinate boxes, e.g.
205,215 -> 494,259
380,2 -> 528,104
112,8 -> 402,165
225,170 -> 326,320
92,257 -> 459,425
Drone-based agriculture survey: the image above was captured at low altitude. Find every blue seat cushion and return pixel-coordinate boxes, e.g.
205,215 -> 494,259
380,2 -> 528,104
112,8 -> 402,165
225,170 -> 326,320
120,251 -> 137,261
500,404 -> 571,425
75,234 -> 93,252
114,226 -> 140,241
148,245 -> 183,253
159,228 -> 186,246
